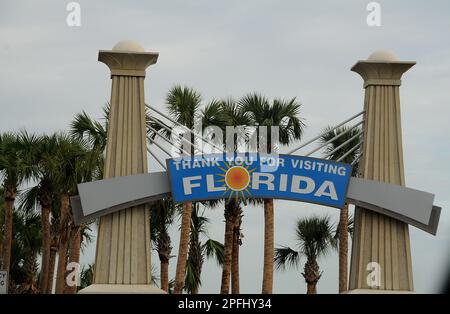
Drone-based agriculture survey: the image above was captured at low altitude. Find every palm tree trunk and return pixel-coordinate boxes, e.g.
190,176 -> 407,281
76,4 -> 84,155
158,227 -> 171,293
65,226 -> 81,294
338,203 -> 349,293
19,251 -> 39,294
47,242 -> 57,293
307,282 -> 317,294
262,199 -> 274,294
29,256 -> 39,294
174,202 -> 193,294
55,194 -> 70,294
39,202 -> 52,294
303,258 -> 321,294
231,218 -> 240,294
160,259 -> 169,292
1,186 -> 15,275
187,229 -> 203,294
220,201 -> 235,294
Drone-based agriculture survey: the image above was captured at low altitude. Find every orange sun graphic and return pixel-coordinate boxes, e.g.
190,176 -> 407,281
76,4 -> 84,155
217,161 -> 256,201
225,166 -> 250,191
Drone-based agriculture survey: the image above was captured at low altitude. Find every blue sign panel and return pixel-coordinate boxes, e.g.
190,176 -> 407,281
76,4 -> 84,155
166,153 -> 352,209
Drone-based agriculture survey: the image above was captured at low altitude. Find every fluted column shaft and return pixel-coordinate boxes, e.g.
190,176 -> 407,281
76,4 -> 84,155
349,59 -> 415,291
93,50 -> 158,285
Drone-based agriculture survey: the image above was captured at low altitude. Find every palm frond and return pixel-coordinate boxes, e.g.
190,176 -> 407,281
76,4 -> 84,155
202,99 -> 227,130
79,263 -> 94,289
295,215 -> 336,260
17,185 -> 40,214
166,85 -> 201,129
70,111 -> 107,152
184,257 -> 200,293
202,239 -> 225,266
80,224 -> 93,252
274,246 -> 300,270
237,93 -> 305,150
319,125 -> 362,170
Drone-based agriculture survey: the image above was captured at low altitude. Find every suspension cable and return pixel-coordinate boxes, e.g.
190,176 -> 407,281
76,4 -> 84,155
148,116 -> 196,150
336,141 -> 364,162
146,104 -> 224,152
351,154 -> 362,166
147,127 -> 191,156
147,147 -> 167,169
147,136 -> 172,157
320,130 -> 364,159
303,120 -> 364,157
287,111 -> 365,155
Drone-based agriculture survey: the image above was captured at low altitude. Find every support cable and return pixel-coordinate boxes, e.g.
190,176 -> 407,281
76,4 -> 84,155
303,120 -> 364,157
146,105 -> 224,153
321,130 -> 364,159
148,117 -> 196,152
336,141 -> 364,163
148,136 -> 172,157
147,147 -> 167,169
147,127 -> 191,156
287,111 -> 365,155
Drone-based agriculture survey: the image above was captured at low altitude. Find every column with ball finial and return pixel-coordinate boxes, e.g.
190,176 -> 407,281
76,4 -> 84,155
349,50 -> 415,293
79,40 -> 163,293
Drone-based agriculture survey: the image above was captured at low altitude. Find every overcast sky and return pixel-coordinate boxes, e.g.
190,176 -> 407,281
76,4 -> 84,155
1,0 -> 449,293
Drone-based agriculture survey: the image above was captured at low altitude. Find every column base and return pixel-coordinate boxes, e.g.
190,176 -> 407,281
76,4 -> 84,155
344,289 -> 414,294
78,284 -> 166,294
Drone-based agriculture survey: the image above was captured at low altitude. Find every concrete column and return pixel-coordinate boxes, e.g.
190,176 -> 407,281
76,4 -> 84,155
79,40 -> 162,293
349,51 -> 416,292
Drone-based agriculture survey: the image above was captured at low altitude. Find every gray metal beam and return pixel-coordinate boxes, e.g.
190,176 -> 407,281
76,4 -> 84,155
71,172 -> 441,235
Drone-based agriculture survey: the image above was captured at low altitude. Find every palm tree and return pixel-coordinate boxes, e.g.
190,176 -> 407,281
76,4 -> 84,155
14,210 -> 42,294
70,110 -> 108,153
52,133 -> 93,294
239,93 -> 305,293
65,224 -> 93,293
79,263 -> 94,290
29,135 -> 94,295
202,100 -> 238,294
18,133 -> 92,294
320,126 -> 361,293
201,99 -> 250,294
47,205 -> 94,294
219,100 -> 249,294
0,132 -> 35,277
0,204 -> 42,294
185,204 -> 224,294
150,198 -> 176,292
219,199 -> 240,294
274,216 -> 336,294
165,85 -> 201,294
20,134 -> 61,294
231,210 -> 243,293
70,108 -> 108,180
47,197 -> 61,293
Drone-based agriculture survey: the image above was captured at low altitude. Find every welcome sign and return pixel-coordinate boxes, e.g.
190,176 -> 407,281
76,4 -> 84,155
73,154 -> 440,234
166,154 -> 352,208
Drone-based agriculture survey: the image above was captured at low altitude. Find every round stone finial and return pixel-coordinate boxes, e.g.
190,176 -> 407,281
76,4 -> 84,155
112,40 -> 145,52
368,50 -> 399,62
